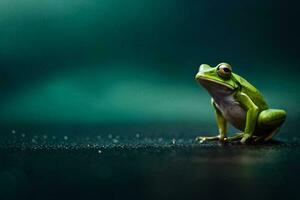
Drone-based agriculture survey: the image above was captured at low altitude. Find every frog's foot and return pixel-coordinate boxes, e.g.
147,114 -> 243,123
253,135 -> 265,142
264,128 -> 280,141
226,133 -> 244,142
253,128 -> 280,142
240,134 -> 252,144
195,135 -> 225,143
227,133 -> 255,144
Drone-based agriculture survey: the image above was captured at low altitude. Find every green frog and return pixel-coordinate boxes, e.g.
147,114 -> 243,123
195,63 -> 286,144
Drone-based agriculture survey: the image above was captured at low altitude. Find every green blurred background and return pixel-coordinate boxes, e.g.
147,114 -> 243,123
0,0 -> 299,128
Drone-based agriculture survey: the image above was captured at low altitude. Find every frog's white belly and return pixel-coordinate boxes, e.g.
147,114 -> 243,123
214,95 -> 246,131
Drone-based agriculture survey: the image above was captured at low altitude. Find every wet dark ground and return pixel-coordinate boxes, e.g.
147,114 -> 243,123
0,124 -> 299,200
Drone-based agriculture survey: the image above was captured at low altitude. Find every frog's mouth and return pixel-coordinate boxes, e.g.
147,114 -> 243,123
197,76 -> 235,96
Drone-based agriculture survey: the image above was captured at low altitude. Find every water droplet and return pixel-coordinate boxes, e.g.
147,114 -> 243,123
135,133 -> 140,138
52,136 -> 56,140
172,138 -> 176,144
98,150 -> 102,154
21,134 -> 26,138
32,138 -> 36,143
86,137 -> 90,141
43,135 -> 48,139
158,138 -> 163,142
11,130 -> 16,134
108,134 -> 113,139
64,136 -> 68,140
113,139 -> 118,143
97,136 -> 101,140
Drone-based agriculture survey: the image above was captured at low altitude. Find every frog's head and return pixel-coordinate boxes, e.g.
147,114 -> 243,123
195,63 -> 239,97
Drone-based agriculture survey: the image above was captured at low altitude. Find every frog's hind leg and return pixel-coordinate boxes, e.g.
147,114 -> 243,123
264,128 -> 280,141
256,109 -> 286,141
253,128 -> 280,142
258,109 -> 286,128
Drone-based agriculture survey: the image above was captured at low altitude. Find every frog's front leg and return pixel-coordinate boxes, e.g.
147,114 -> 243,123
236,92 -> 260,144
226,132 -> 244,141
196,99 -> 227,143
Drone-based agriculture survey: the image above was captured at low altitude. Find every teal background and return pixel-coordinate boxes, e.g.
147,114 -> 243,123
0,3 -> 300,199
0,0 -> 299,127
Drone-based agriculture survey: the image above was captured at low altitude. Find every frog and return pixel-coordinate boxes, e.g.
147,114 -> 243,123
195,62 -> 286,144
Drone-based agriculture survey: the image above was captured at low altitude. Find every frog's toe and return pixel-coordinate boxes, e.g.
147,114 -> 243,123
195,136 -> 208,143
226,133 -> 244,141
199,138 -> 206,143
195,135 -> 220,143
195,136 -> 204,143
240,134 -> 251,144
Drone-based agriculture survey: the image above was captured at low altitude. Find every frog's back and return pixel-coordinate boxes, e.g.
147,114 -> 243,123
233,74 -> 268,110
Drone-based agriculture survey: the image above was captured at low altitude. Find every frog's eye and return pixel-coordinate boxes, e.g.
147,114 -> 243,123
217,63 -> 232,79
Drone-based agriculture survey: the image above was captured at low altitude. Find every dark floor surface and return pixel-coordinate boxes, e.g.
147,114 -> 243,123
0,124 -> 299,200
